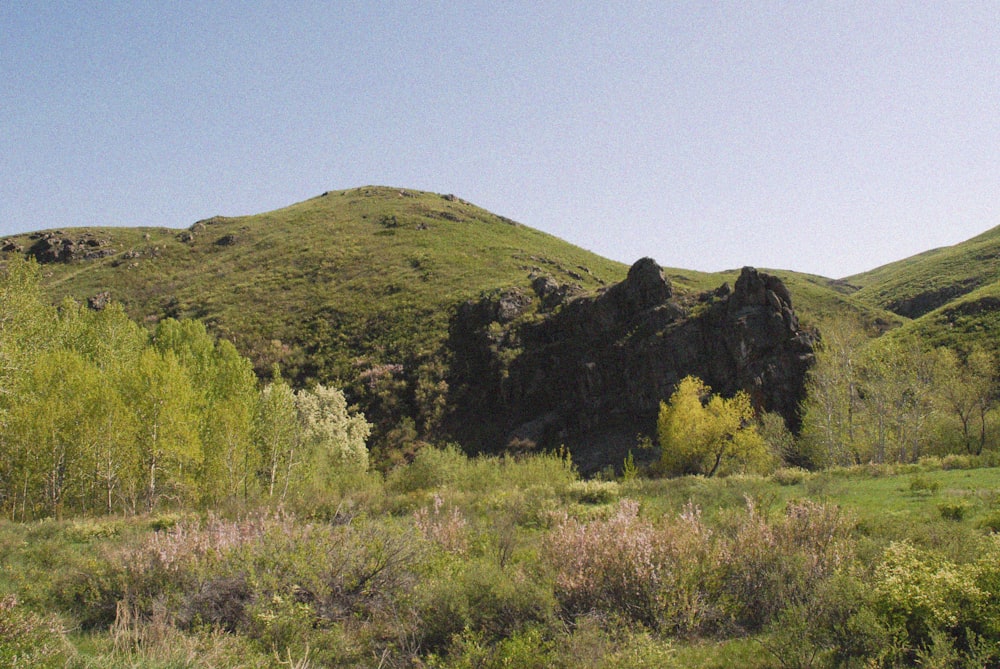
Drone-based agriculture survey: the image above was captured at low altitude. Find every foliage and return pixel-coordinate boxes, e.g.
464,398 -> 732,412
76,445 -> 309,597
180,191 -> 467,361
658,376 -> 771,477
801,318 -> 1000,467
0,594 -> 67,668
0,266 -> 371,518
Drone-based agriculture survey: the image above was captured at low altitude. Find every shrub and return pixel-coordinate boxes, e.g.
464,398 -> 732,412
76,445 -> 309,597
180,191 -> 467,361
909,475 -> 940,495
941,453 -> 976,470
417,558 -> 556,653
769,467 -> 812,486
565,480 -> 620,505
414,494 -> 469,555
715,498 -> 853,632
0,595 -> 67,668
938,500 -> 970,521
979,511 -> 1000,533
545,499 -> 713,634
386,444 -> 467,494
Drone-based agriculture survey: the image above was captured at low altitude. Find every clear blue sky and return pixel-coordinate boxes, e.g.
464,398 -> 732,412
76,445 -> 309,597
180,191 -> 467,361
4,2 -> 999,278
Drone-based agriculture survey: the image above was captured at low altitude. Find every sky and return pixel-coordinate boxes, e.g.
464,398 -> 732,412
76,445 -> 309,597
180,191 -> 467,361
3,2 -> 1000,278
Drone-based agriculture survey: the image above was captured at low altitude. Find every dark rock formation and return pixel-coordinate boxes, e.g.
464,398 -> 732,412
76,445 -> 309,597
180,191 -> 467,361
445,259 -> 815,470
27,233 -> 114,263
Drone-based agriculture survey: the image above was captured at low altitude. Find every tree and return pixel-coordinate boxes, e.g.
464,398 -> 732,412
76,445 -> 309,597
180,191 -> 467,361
197,339 -> 259,506
255,372 -> 299,500
932,346 -> 997,455
0,258 -> 56,403
123,348 -> 202,511
799,318 -> 869,467
3,349 -> 107,518
294,384 -> 372,486
657,376 -> 769,477
854,338 -> 934,464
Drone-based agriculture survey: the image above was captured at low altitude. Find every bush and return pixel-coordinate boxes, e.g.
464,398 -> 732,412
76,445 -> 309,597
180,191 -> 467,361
938,500 -> 970,521
386,444 -> 468,494
0,595 -> 67,668
715,498 -> 854,632
979,511 -> 1000,533
545,499 -> 714,633
417,558 -> 556,653
909,475 -> 940,495
565,480 -> 620,505
769,467 -> 812,486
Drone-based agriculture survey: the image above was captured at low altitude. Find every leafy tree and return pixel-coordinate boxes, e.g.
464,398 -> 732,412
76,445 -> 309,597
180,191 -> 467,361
932,346 -> 997,455
294,384 -> 372,489
799,318 -> 869,467
197,339 -> 259,506
255,372 -> 299,500
123,348 -> 202,511
657,376 -> 769,477
0,258 -> 56,404
801,322 -> 934,466
4,349 -> 104,517
152,318 -> 259,505
854,338 -> 934,464
57,299 -> 147,370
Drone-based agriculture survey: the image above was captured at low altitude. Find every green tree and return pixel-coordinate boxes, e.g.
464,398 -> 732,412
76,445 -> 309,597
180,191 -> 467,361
197,339 -> 259,506
799,318 -> 869,467
854,338 -> 934,464
254,372 -> 299,500
932,346 -> 997,455
657,376 -> 769,477
123,348 -> 202,511
0,258 -> 56,403
294,384 -> 372,490
4,349 -> 105,518
151,318 -> 259,505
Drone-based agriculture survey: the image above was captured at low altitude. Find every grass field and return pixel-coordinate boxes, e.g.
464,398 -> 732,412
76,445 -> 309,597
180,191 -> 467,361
5,451 -> 1000,667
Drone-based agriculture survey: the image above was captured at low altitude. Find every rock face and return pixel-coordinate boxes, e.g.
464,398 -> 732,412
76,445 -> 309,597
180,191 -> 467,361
445,259 -> 815,469
27,232 -> 115,263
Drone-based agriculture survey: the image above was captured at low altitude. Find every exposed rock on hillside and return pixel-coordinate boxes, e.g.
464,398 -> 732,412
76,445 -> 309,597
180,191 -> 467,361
27,232 -> 115,263
446,259 -> 815,469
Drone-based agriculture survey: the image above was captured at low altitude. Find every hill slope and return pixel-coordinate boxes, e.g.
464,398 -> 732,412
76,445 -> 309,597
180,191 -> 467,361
3,187 -> 628,382
845,224 -> 1000,320
1,186 -> 881,377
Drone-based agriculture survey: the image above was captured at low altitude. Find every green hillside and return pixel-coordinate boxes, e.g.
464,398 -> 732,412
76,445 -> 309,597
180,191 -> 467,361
4,187 -> 630,382
2,186 -> 886,383
846,224 -> 1000,319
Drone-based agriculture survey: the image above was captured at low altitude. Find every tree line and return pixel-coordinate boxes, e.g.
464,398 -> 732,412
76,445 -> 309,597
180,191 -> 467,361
0,258 -> 370,519
656,319 -> 1000,476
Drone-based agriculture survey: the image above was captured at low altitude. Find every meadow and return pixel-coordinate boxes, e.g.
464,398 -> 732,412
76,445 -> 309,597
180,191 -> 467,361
5,448 -> 1000,668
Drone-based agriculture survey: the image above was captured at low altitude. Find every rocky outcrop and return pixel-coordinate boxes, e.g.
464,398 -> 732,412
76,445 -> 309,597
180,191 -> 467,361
27,232 -> 115,263
445,259 -> 815,470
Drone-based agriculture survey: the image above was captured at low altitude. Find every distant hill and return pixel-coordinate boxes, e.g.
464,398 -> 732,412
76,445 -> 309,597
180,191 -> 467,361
2,187 -> 626,382
845,225 -> 1000,320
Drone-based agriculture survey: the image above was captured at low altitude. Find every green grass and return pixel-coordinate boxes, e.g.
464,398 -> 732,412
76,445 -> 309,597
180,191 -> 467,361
5,453 -> 1000,667
846,224 -> 1000,320
2,185 -> 902,385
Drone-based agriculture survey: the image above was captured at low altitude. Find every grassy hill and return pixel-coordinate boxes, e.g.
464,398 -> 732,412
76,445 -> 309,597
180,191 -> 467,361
845,224 -> 1000,320
4,187 -> 630,383
2,186 -> 885,381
